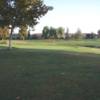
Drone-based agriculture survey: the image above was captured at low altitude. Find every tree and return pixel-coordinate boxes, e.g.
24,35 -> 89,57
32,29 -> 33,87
27,30 -> 31,39
74,28 -> 83,39
65,27 -> 70,39
0,27 -> 3,39
85,32 -> 96,39
42,26 -> 50,39
2,26 -> 9,39
0,0 -> 52,49
49,27 -> 57,39
0,26 -> 9,40
97,30 -> 100,38
42,26 -> 58,39
19,25 -> 28,40
56,27 -> 65,39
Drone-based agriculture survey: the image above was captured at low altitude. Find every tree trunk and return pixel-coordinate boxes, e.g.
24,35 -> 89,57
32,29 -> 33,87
8,27 -> 13,49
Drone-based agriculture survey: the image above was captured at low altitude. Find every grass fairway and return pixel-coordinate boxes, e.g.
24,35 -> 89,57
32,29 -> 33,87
11,39 -> 100,54
0,40 -> 100,100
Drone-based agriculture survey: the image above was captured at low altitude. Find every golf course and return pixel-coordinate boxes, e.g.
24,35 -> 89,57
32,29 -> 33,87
0,39 -> 100,100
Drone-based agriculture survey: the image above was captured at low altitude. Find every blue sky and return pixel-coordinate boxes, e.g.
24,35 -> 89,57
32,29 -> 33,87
33,0 -> 100,33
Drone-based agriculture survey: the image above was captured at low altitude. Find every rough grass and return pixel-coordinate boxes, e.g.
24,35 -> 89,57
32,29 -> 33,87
0,39 -> 100,100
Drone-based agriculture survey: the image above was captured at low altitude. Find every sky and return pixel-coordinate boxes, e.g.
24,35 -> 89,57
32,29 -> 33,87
32,0 -> 100,34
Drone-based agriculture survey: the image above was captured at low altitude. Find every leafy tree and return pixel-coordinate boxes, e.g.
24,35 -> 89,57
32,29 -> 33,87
0,0 -> 52,49
27,30 -> 31,39
74,28 -> 83,39
0,27 -> 3,39
97,30 -> 100,38
19,25 -> 28,40
2,26 -> 9,39
85,32 -> 96,39
65,27 -> 70,39
90,32 -> 96,39
0,26 -> 9,40
42,26 -> 58,39
49,27 -> 57,39
56,27 -> 65,39
42,26 -> 50,39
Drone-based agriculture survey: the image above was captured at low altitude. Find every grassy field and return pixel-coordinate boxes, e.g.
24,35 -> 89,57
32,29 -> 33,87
0,39 -> 100,100
1,39 -> 100,54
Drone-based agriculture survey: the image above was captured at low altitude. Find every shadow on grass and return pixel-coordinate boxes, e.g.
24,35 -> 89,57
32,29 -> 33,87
0,45 -> 100,58
0,45 -> 100,100
81,45 -> 100,48
0,45 -> 8,49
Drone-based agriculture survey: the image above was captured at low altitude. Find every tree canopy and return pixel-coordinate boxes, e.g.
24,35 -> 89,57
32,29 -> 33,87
42,26 -> 50,39
56,27 -> 65,39
0,0 -> 53,48
0,0 -> 52,27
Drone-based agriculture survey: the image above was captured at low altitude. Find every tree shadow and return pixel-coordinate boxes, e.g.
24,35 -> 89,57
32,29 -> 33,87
81,45 -> 100,48
0,45 -> 100,58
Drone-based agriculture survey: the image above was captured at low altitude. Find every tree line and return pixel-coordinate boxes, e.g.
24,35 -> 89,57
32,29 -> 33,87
42,26 -> 100,40
0,26 -> 100,40
42,26 -> 65,39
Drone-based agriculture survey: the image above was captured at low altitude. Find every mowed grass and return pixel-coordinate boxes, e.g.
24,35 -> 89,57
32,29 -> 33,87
11,39 -> 100,54
1,39 -> 100,54
0,39 -> 100,100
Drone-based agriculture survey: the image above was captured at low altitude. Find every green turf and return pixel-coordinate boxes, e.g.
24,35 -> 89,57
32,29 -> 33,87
0,40 -> 100,100
1,39 -> 100,54
11,39 -> 100,54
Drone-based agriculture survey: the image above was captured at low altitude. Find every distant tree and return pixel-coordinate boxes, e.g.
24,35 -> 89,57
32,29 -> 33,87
42,26 -> 50,39
74,28 -> 83,39
0,27 -> 3,39
19,25 -> 28,40
27,30 -> 31,39
49,27 -> 57,39
0,26 -> 9,40
85,33 -> 90,39
2,26 -> 9,40
65,27 -> 70,39
0,0 -> 53,49
97,30 -> 100,38
85,32 -> 96,39
91,32 -> 97,39
56,27 -> 65,39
